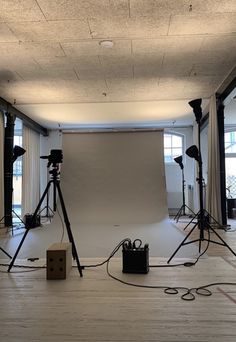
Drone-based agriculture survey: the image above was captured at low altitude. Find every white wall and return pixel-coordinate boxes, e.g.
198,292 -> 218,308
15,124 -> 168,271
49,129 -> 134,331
164,127 -> 195,214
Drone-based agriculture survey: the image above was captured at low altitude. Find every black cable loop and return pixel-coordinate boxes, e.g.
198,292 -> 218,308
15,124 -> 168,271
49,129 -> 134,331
164,287 -> 178,295
181,290 -> 195,301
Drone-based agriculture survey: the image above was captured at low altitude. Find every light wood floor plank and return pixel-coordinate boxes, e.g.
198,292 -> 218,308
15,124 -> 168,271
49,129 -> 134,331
1,255 -> 236,342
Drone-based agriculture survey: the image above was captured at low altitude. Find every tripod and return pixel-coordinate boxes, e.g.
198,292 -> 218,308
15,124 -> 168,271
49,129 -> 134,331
8,162 -> 83,276
174,167 -> 195,222
168,98 -> 236,263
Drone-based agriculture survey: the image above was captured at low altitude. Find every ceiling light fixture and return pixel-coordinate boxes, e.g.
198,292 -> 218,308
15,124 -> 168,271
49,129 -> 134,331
99,40 -> 114,48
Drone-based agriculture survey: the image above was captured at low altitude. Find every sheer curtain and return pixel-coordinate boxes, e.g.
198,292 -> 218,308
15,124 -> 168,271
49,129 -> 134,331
0,112 -> 4,220
22,125 -> 40,217
206,94 -> 222,224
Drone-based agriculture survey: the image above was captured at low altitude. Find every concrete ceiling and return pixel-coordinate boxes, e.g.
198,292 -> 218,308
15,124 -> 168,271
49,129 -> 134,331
0,0 -> 236,129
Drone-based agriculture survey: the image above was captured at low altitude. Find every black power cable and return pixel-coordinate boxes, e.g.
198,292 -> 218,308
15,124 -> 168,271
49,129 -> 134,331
1,235 -> 235,301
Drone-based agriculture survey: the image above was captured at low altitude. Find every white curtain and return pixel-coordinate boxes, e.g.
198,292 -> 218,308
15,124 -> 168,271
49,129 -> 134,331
206,94 -> 222,224
22,125 -> 40,217
0,112 -> 4,220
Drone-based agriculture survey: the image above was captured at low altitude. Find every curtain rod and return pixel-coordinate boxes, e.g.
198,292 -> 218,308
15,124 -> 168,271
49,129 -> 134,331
0,97 -> 48,136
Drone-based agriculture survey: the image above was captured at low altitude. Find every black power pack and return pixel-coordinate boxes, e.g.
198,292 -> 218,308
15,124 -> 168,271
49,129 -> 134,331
24,214 -> 41,229
122,240 -> 149,274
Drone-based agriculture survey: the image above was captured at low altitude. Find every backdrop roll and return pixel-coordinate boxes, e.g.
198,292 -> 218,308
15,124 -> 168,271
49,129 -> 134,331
61,131 -> 168,224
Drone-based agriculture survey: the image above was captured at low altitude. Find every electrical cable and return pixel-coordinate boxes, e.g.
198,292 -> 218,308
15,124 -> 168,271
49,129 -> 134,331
1,235 -> 235,300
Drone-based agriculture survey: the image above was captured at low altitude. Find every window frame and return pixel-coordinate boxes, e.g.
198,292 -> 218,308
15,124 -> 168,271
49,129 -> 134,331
164,131 -> 184,164
225,129 -> 236,157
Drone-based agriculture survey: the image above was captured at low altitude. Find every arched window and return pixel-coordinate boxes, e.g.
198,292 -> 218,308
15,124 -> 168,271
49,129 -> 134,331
164,132 -> 184,163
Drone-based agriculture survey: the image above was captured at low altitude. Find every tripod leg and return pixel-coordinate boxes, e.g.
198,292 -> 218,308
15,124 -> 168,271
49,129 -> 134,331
0,247 -> 12,259
56,182 -> 83,277
8,181 -> 53,272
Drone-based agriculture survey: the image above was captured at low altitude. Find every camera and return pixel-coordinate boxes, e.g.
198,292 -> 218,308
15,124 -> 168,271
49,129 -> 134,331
40,149 -> 63,167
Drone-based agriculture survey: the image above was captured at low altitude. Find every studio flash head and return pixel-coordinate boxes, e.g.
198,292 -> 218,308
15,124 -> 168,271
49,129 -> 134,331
188,98 -> 202,123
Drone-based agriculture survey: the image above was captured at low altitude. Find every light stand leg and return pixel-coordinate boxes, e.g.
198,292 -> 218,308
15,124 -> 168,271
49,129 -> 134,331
183,211 -> 198,230
56,182 -> 83,277
174,168 -> 195,222
174,206 -> 184,221
167,221 -> 199,263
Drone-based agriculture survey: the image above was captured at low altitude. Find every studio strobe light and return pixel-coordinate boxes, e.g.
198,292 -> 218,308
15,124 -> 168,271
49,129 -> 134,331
168,99 -> 236,263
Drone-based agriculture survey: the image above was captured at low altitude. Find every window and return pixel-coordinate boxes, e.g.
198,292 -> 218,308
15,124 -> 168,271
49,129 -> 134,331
225,131 -> 236,154
225,130 -> 236,199
13,118 -> 23,220
164,132 -> 184,163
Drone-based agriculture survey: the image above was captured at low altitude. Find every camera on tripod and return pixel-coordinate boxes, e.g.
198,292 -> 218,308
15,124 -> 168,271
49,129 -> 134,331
40,149 -> 63,168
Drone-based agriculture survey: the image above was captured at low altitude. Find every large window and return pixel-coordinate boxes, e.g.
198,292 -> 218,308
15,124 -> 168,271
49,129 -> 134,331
164,132 -> 184,163
13,118 -> 23,220
225,130 -> 236,198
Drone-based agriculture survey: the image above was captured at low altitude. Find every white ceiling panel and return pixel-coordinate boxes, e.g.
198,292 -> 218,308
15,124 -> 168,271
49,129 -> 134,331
163,50 -> 234,66
214,1 -> 236,12
132,36 -> 204,55
0,23 -> 19,42
169,13 -> 236,35
88,16 -> 169,39
190,64 -> 233,77
37,0 -> 129,20
33,56 -> 75,70
0,0 -> 46,22
61,39 -> 132,57
200,35 -> 236,51
8,20 -> 91,41
130,0 -> 226,17
99,56 -> 133,79
0,0 -> 235,128
20,42 -> 66,58
15,68 -> 79,82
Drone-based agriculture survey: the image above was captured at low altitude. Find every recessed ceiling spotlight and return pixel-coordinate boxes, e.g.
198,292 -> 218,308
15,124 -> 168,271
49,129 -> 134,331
99,40 -> 114,48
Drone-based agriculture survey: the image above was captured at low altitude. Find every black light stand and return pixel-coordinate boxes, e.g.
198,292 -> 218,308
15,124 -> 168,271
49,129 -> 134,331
0,124 -> 26,259
168,99 -> 236,263
174,155 -> 195,222
0,145 -> 26,233
8,150 -> 83,276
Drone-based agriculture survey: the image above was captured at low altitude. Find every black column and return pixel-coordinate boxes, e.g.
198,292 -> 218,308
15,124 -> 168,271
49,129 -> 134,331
217,101 -> 227,226
4,112 -> 15,227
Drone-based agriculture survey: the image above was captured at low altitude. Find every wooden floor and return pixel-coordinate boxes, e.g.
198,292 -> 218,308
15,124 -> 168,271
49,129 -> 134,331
1,218 -> 236,342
